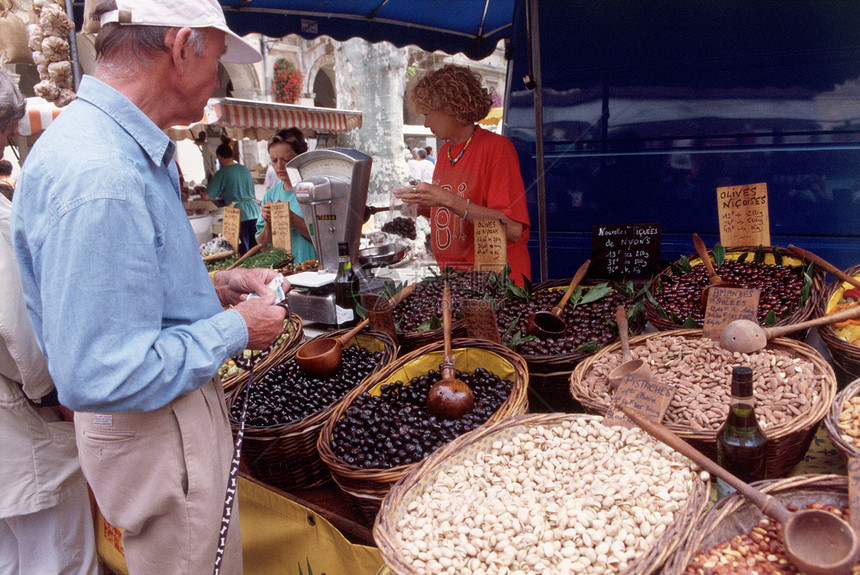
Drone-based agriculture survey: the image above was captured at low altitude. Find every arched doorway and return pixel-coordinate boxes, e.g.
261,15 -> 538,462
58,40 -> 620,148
313,68 -> 336,108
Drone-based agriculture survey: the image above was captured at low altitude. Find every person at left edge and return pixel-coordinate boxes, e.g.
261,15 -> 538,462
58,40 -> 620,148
11,1 -> 286,573
201,142 -> 261,255
0,66 -> 98,575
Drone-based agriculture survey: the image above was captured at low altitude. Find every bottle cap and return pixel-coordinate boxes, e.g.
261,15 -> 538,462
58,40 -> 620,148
338,242 -> 349,257
731,365 -> 753,397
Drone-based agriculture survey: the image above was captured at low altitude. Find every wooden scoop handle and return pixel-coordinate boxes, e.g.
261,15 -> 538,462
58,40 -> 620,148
692,233 -> 722,284
226,244 -> 262,270
551,259 -> 591,316
619,404 -> 792,523
763,305 -> 860,340
616,305 -> 633,363
788,244 -> 860,290
336,317 -> 371,347
441,281 -> 455,376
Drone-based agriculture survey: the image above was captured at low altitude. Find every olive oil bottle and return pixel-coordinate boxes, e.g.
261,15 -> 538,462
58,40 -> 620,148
334,241 -> 359,328
716,366 -> 768,498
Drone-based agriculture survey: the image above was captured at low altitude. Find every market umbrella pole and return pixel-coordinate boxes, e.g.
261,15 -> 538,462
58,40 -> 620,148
528,0 -> 548,282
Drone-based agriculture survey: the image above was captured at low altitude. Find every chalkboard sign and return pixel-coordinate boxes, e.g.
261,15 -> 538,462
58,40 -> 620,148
591,223 -> 662,279
716,182 -> 770,248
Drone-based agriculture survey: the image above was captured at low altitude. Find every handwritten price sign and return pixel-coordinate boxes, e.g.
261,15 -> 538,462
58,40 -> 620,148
716,183 -> 770,248
473,218 -> 507,275
271,202 -> 293,254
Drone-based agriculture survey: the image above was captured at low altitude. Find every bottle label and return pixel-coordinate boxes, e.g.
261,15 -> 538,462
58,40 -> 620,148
336,305 -> 354,324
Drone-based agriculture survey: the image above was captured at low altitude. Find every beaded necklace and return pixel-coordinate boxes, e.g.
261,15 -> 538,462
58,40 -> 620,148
447,126 -> 476,166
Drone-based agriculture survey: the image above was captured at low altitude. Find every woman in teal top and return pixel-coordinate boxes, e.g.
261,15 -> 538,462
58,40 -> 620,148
202,143 -> 261,254
255,128 -> 317,264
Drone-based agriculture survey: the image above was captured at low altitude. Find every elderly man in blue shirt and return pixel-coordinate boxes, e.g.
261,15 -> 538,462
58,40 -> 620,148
12,1 -> 285,573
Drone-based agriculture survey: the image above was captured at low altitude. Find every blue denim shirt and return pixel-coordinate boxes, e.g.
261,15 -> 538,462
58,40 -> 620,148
12,76 -> 248,412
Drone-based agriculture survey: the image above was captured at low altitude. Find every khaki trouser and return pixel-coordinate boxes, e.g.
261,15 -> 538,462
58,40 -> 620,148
75,380 -> 242,574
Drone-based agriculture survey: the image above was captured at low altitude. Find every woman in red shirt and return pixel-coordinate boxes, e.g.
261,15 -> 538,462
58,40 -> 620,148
394,65 -> 531,285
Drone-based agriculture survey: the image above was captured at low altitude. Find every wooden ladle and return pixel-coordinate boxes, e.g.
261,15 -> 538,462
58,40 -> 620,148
788,245 -> 860,290
720,305 -> 860,354
693,233 -> 741,304
621,404 -> 860,575
608,305 -> 651,390
526,259 -> 590,339
295,318 -> 370,378
427,281 -> 474,420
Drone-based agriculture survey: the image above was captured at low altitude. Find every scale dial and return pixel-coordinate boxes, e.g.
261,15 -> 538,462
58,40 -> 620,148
286,149 -> 370,186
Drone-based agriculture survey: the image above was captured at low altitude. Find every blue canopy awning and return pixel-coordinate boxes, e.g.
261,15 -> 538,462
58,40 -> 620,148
217,0 -> 516,60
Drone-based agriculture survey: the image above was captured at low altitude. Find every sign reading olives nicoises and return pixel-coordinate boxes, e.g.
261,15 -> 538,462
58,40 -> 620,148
716,182 -> 770,248
591,223 -> 662,280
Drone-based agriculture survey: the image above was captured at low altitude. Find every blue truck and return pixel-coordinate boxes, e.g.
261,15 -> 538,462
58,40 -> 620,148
504,0 -> 860,280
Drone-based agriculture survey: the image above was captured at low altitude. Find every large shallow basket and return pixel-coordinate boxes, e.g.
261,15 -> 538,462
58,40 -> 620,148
375,413 -> 710,575
517,278 -> 644,413
643,245 -> 823,334
317,338 -> 529,525
662,474 -> 851,575
816,264 -> 860,388
220,314 -> 304,393
824,376 -> 860,462
229,328 -> 397,491
570,329 -> 836,478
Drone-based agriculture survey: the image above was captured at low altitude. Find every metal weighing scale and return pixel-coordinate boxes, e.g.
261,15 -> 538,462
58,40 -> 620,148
286,148 -> 372,325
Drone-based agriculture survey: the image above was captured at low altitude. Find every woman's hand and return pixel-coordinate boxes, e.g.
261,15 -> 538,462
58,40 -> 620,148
393,181 -> 450,208
260,202 -> 272,223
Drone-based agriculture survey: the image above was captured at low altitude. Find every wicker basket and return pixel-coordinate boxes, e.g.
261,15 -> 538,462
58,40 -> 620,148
662,474 -> 851,575
374,413 -> 710,575
228,328 -> 397,491
519,278 -> 645,413
570,329 -> 836,478
816,264 -> 860,388
644,245 -> 823,334
824,376 -> 860,463
220,314 -> 304,393
317,338 -> 529,525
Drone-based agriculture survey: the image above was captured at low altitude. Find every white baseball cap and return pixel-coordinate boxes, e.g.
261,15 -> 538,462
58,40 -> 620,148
99,0 -> 261,64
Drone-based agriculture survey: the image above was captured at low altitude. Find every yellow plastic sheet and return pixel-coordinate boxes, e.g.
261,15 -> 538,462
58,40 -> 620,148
239,478 -> 384,575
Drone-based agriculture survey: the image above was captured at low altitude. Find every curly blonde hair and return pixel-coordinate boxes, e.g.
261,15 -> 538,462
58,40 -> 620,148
409,64 -> 493,125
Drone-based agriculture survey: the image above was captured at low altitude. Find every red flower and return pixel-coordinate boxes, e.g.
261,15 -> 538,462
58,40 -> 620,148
272,59 -> 304,104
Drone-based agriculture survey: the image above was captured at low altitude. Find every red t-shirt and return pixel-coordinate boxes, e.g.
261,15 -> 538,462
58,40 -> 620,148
431,126 -> 531,285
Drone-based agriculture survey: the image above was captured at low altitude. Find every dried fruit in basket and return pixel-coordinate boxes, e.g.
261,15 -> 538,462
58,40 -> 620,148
391,268 -> 505,333
329,367 -> 514,469
649,246 -> 812,327
683,502 -> 857,575
217,319 -> 292,380
230,346 -> 383,427
496,281 -> 637,356
828,289 -> 860,346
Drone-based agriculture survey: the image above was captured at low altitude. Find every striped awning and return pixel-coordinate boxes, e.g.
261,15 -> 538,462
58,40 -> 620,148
167,97 -> 362,141
18,97 -> 63,137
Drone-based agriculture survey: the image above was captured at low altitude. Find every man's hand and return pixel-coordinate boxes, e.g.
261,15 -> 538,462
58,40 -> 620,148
214,268 -> 285,307
231,291 -> 289,350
